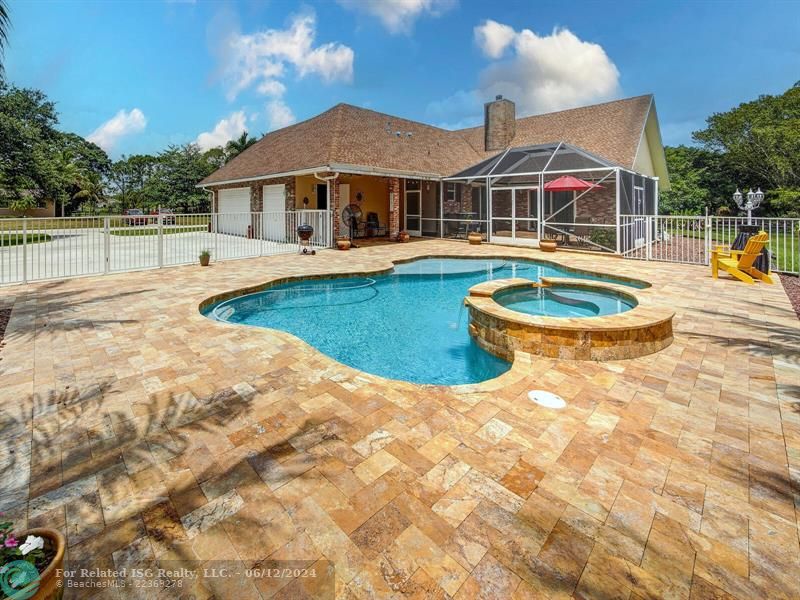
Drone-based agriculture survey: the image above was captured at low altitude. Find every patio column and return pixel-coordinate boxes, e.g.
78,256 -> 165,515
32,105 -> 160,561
388,177 -> 400,239
331,176 -> 341,239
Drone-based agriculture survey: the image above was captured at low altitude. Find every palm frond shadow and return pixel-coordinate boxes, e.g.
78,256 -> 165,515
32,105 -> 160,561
680,306 -> 800,363
2,379 -> 340,594
0,279 -> 150,343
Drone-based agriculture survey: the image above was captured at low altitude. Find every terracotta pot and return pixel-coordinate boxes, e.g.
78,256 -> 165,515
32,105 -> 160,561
199,254 -> 210,266
467,232 -> 482,245
539,240 -> 557,253
397,232 -> 410,243
19,528 -> 66,600
336,238 -> 351,250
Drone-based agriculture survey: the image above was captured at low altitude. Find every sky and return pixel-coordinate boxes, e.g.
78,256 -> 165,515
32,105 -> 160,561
4,0 -> 799,158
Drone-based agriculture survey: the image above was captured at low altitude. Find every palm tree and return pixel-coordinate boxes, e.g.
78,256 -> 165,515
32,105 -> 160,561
224,131 -> 257,163
72,174 -> 105,214
0,0 -> 10,75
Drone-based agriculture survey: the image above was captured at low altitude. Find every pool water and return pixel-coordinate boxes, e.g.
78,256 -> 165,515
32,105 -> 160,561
204,258 -> 642,385
495,286 -> 636,318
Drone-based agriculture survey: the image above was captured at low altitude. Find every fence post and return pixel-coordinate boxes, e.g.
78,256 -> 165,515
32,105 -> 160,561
213,214 -> 218,262
646,216 -> 652,261
704,212 -> 711,265
22,217 -> 28,284
104,216 -> 110,274
157,213 -> 164,268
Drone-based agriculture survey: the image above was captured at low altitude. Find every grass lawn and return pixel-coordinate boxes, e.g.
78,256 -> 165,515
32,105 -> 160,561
109,225 -> 208,237
0,233 -> 53,246
667,226 -> 799,272
0,217 -> 211,231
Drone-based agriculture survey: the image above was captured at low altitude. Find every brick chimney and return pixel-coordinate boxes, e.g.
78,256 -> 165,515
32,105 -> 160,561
484,95 -> 516,152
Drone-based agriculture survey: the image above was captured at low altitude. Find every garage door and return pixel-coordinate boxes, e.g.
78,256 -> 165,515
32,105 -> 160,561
217,188 -> 251,236
263,184 -> 286,242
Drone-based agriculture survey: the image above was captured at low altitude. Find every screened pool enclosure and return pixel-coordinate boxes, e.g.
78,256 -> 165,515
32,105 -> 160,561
430,142 -> 659,253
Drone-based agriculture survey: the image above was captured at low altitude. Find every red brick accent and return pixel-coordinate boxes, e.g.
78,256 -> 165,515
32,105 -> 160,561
388,177 -> 400,239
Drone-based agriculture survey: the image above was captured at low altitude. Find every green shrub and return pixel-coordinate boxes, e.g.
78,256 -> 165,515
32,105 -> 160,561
589,228 -> 616,250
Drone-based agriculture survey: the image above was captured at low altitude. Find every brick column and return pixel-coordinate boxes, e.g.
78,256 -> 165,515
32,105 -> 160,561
331,176 -> 342,238
388,177 -> 400,239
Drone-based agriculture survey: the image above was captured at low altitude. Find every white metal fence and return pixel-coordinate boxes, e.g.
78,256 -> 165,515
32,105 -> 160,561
0,210 -> 332,285
620,215 -> 799,274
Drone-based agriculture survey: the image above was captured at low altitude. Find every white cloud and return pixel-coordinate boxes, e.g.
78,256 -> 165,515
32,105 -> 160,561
87,108 -> 147,151
474,19 -> 515,58
337,0 -> 456,34
475,21 -> 620,115
266,99 -> 296,130
195,110 -> 247,150
218,11 -> 354,101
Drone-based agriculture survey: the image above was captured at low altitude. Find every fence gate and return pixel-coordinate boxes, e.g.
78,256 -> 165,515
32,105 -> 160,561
620,215 -> 799,274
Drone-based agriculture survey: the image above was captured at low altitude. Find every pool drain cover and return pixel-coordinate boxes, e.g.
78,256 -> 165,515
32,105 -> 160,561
528,390 -> 566,409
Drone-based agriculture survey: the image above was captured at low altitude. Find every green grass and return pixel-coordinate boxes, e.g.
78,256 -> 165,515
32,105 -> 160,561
0,217 -> 211,231
109,225 -> 208,237
666,226 -> 799,272
0,233 -> 52,246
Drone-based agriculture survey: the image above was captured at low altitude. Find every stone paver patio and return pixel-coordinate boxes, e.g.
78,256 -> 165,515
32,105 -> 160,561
0,240 -> 798,599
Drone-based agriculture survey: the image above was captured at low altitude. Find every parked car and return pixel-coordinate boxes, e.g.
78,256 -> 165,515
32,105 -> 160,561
151,209 -> 176,225
123,208 -> 148,226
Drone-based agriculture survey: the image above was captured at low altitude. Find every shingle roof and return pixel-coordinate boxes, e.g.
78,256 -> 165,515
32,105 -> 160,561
199,95 -> 654,186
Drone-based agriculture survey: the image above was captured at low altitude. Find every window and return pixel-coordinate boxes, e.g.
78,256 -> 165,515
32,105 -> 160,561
446,183 -> 456,202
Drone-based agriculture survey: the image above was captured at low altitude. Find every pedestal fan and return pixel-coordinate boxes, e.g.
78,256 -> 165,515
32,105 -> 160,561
341,203 -> 362,248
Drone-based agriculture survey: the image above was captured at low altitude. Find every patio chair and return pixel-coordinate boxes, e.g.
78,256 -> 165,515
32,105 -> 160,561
711,231 -> 772,284
364,212 -> 387,237
573,216 -> 592,246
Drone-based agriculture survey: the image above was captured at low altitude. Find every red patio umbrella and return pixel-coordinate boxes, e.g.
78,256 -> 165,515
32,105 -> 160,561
543,175 -> 602,192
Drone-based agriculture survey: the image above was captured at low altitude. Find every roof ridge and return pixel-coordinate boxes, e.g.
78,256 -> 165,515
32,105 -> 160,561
455,94 -> 654,133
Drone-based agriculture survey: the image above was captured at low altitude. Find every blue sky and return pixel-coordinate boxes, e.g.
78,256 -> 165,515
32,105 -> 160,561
4,0 -> 799,158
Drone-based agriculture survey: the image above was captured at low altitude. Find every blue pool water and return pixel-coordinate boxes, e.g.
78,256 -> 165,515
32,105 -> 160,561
204,258 -> 643,385
495,286 -> 636,318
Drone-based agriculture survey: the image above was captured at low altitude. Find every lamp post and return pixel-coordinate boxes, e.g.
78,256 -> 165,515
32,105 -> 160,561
732,187 -> 764,225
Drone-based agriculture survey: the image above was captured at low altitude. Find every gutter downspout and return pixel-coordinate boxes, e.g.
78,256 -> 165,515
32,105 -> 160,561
315,171 -> 339,245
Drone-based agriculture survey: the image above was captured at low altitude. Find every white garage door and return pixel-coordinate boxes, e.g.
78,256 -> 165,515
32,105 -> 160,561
217,188 -> 251,236
263,184 -> 286,242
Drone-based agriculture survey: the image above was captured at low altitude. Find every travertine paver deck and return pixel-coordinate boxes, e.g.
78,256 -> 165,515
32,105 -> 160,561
0,240 -> 798,599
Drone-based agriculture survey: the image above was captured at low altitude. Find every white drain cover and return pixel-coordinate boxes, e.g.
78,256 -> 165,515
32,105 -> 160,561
528,390 -> 566,409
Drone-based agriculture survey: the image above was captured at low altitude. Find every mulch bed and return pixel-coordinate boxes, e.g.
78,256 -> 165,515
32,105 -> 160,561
779,273 -> 800,320
0,308 -> 10,347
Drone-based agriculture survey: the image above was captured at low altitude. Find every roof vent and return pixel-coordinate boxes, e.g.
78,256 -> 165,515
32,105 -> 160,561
496,95 -> 503,100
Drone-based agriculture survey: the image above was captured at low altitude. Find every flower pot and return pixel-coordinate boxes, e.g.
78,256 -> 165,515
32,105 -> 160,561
13,528 -> 66,600
467,232 -> 482,245
397,232 -> 410,243
199,255 -> 210,266
336,238 -> 351,251
539,240 -> 557,253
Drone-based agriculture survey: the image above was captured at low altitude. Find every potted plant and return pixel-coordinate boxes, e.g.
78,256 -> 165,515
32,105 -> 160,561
199,249 -> 211,266
0,518 -> 65,599
467,231 -> 483,245
336,236 -> 351,250
397,231 -> 410,243
539,238 -> 557,252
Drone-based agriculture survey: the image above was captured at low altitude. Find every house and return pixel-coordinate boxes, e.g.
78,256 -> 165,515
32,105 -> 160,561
0,191 -> 57,218
198,94 -> 669,252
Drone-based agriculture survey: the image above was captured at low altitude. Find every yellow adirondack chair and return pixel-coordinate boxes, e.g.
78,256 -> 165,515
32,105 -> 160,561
710,231 -> 772,284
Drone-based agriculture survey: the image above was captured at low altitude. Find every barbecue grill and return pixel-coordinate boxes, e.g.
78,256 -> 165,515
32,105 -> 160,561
297,223 -> 316,255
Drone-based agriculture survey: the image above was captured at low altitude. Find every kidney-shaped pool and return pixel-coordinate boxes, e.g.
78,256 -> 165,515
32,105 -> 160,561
203,258 -> 644,385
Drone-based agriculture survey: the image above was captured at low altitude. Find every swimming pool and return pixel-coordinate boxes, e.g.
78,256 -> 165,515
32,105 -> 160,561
203,258 -> 644,385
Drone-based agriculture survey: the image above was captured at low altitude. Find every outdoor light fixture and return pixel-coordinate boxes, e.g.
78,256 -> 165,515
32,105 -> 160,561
732,186 -> 764,224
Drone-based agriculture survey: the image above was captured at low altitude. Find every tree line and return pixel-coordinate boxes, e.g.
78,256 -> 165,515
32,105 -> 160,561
0,78 -> 257,216
661,82 -> 800,217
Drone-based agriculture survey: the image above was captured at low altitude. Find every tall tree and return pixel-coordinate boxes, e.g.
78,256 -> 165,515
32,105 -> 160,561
224,131 -> 257,163
0,0 -> 9,75
692,82 -> 800,215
